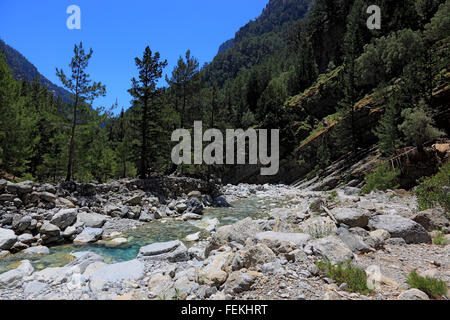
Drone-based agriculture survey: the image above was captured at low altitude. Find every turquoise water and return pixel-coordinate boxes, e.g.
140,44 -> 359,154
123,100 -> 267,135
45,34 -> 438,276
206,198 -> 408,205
0,194 -> 293,274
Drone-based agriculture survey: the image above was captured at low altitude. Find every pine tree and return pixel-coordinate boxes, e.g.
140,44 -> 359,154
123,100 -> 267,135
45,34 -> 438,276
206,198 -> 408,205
56,42 -> 106,181
128,46 -> 167,179
374,95 -> 403,156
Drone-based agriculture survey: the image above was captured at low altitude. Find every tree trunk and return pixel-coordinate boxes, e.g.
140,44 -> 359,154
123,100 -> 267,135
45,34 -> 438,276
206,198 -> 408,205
65,95 -> 78,182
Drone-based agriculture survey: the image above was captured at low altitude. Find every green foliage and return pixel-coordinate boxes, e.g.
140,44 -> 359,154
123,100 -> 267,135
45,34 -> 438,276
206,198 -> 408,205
415,162 -> 450,213
406,270 -> 448,298
362,163 -> 401,194
432,231 -> 449,245
316,260 -> 371,294
374,94 -> 403,156
398,102 -> 444,148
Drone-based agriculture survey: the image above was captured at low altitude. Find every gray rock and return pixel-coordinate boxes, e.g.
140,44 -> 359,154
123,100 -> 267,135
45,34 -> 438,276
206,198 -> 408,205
138,240 -> 189,262
139,212 -> 154,222
412,209 -> 449,232
398,288 -> 429,300
16,180 -> 34,194
343,187 -> 361,196
15,216 -> 32,232
39,222 -> 61,237
255,232 -> 311,248
332,208 -> 371,228
368,215 -> 431,244
73,228 -> 103,244
301,217 -> 337,238
0,260 -> 34,288
242,243 -> 276,268
124,195 -> 143,205
0,227 -> 18,250
39,192 -> 57,203
32,266 -> 73,284
18,233 -> 34,244
89,259 -> 145,292
176,203 -> 188,213
213,196 -> 230,208
337,228 -> 373,254
224,271 -> 256,294
310,235 -> 354,265
22,246 -> 50,257
23,281 -> 50,296
77,212 -> 107,228
185,197 -> 204,214
51,208 -> 77,229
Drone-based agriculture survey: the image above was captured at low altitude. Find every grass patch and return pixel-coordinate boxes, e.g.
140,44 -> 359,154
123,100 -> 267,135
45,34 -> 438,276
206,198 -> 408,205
315,260 -> 371,294
406,270 -> 448,299
432,231 -> 449,246
415,162 -> 450,215
361,162 -> 400,195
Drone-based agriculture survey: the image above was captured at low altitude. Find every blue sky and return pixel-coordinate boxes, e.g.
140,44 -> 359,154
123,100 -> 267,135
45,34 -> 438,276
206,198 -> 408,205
0,0 -> 269,113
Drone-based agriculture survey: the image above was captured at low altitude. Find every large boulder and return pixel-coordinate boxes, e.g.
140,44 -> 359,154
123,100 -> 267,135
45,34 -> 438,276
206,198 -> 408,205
22,246 -> 50,257
15,181 -> 34,194
77,212 -> 107,228
309,235 -> 354,265
255,232 -> 311,248
73,228 -> 103,244
398,289 -> 429,300
39,222 -> 61,237
300,217 -> 337,239
185,197 -> 204,214
242,243 -> 276,268
89,259 -> 145,292
368,215 -> 432,244
336,228 -> 373,254
331,208 -> 371,228
412,209 -> 449,232
0,260 -> 34,288
137,240 -> 189,262
50,209 -> 78,230
0,228 -> 18,250
196,252 -> 234,286
223,271 -> 258,294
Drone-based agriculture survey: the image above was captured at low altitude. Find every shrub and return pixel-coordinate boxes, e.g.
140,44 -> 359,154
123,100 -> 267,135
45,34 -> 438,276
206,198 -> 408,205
315,260 -> 371,294
361,162 -> 400,194
415,162 -> 450,215
432,231 -> 449,246
406,271 -> 448,298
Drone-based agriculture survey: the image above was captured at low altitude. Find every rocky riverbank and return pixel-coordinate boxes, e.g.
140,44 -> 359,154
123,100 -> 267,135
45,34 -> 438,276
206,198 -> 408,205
0,180 -> 449,300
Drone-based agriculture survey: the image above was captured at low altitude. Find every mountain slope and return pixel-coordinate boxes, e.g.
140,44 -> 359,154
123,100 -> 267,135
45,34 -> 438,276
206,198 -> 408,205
0,39 -> 72,103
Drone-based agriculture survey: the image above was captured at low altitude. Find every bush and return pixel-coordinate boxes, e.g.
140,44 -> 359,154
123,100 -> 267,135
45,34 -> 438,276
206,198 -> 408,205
415,162 -> 450,215
406,270 -> 448,298
315,260 -> 371,294
432,231 -> 449,246
361,163 -> 400,194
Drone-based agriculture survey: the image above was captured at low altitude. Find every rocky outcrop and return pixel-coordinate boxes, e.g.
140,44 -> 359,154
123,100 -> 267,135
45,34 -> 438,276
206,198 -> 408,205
368,215 -> 432,244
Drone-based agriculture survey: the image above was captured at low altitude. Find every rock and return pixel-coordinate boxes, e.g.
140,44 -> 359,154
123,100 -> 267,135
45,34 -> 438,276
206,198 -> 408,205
185,197 -> 204,214
196,252 -> 234,286
104,204 -> 121,216
0,250 -> 10,258
323,291 -> 341,300
124,195 -> 143,205
368,229 -> 391,248
0,260 -> 34,288
0,228 -> 18,250
412,209 -> 449,232
301,217 -> 337,239
15,215 -> 32,232
331,208 -> 371,228
67,273 -> 87,290
176,203 -> 188,213
89,259 -> 145,292
173,276 -> 199,298
16,180 -> 34,194
186,232 -> 201,242
310,236 -> 354,265
22,246 -> 50,257
147,274 -> 175,299
188,191 -> 202,198
77,212 -> 107,228
39,192 -> 57,203
58,197 -> 76,208
18,233 -> 34,244
23,281 -> 50,296
224,271 -> 257,294
398,289 -> 429,300
336,228 -> 373,254
255,232 -> 311,248
51,208 -> 77,229
63,226 -> 78,238
104,237 -> 128,246
343,187 -> 361,196
213,196 -> 230,208
0,179 -> 6,192
32,266 -> 73,285
188,246 -> 205,260
181,213 -> 203,221
420,269 -> 443,281
39,222 -> 61,237
66,252 -> 104,274
368,215 -> 431,244
269,208 -> 294,220
139,212 -> 154,222
242,243 -> 276,268
73,228 -> 103,244
138,240 -> 189,262
385,238 -> 407,246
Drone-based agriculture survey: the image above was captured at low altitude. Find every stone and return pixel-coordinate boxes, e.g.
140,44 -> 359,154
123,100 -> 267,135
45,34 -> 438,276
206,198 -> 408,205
73,228 -> 103,244
139,212 -> 154,222
176,203 -> 188,213
63,226 -> 78,238
147,274 -> 175,299
242,243 -> 276,268
0,260 -> 34,288
188,246 -> 205,260
15,216 -> 32,232
368,229 -> 391,248
138,240 -> 189,262
23,281 -> 50,296
213,196 -> 230,208
77,212 -> 107,228
310,236 -> 354,265
16,180 -> 34,194
366,265 -> 398,290
412,209 -> 449,232
124,195 -> 143,205
39,192 -> 57,203
18,233 -> 34,244
67,252 -> 105,274
39,222 -> 61,237
50,208 -> 77,229
223,271 -> 257,294
196,252 -> 234,286
32,266 -> 74,285
22,246 -> 50,257
285,249 -> 308,263
398,289 -> 429,300
255,232 -> 311,248
181,213 -> 203,221
0,227 -> 18,250
89,259 -> 145,292
336,228 -> 373,254
186,232 -> 201,242
105,237 -> 128,246
368,215 -> 431,244
343,187 -> 361,196
331,208 -> 371,228
185,197 -> 204,214
188,191 -> 202,198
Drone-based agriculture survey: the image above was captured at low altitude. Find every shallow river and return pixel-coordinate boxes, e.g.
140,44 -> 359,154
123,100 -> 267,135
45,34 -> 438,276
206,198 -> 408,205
0,194 -> 295,274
